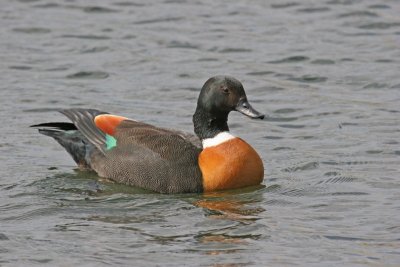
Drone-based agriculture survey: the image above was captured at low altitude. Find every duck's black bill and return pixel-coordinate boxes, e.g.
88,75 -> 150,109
235,99 -> 265,119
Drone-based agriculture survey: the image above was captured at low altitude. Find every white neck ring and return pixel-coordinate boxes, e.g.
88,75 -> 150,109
202,132 -> 236,148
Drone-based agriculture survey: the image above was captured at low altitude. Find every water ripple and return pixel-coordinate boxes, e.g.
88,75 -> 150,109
277,124 -> 306,129
246,71 -> 274,76
66,71 -> 109,79
0,233 -> 9,240
289,75 -> 328,83
33,3 -> 60,9
268,56 -> 309,64
359,22 -> 400,30
324,235 -> 371,241
296,7 -> 331,13
61,34 -> 111,40
283,162 -> 319,172
134,17 -> 184,25
368,4 -> 391,9
317,175 -> 357,184
310,59 -> 335,65
167,41 -> 199,49
12,27 -> 51,34
80,46 -> 109,53
82,6 -> 119,13
9,65 -> 33,70
338,10 -> 379,18
271,3 -> 299,9
219,48 -> 252,53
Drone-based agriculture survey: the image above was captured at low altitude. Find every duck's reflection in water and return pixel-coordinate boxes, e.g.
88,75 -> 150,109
195,186 -> 266,221
192,186 -> 266,261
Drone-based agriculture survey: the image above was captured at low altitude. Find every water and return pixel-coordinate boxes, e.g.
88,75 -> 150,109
1,0 -> 400,266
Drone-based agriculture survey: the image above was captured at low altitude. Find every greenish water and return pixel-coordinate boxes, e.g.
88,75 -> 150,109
1,0 -> 400,266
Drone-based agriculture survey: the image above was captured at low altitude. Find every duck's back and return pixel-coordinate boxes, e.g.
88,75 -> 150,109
91,120 -> 204,193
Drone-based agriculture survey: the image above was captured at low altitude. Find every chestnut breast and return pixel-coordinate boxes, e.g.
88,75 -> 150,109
199,138 -> 264,192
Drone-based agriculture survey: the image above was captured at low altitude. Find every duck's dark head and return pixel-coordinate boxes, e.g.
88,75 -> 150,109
193,76 -> 264,140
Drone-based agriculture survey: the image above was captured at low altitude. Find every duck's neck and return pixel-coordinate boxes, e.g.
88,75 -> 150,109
193,106 -> 229,140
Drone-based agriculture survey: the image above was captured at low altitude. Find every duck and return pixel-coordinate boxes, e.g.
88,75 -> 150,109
31,76 -> 265,193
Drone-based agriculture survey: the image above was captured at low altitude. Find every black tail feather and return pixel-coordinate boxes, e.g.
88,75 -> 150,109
31,108 -> 108,168
30,122 -> 77,131
34,127 -> 92,169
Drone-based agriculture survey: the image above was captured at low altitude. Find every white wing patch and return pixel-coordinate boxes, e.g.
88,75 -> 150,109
202,132 -> 236,148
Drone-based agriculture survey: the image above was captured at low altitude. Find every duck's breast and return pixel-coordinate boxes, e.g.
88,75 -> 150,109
199,138 -> 264,192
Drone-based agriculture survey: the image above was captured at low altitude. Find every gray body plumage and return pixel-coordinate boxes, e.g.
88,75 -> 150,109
34,109 -> 203,193
92,120 -> 203,193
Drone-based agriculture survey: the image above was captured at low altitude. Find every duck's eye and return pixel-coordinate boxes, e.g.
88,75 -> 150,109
221,87 -> 229,94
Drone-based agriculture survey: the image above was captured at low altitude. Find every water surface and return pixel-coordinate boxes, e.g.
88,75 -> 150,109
1,0 -> 400,266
